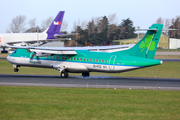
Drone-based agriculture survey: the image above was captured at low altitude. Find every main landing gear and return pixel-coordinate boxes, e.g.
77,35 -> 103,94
60,71 -> 90,78
61,70 -> 69,78
58,67 -> 90,78
13,64 -> 20,72
82,72 -> 90,77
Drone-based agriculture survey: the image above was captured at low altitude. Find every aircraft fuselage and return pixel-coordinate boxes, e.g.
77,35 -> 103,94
0,33 -> 47,45
7,49 -> 162,73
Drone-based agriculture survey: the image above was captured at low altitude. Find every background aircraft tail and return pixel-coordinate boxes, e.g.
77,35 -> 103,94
46,11 -> 65,39
116,24 -> 163,59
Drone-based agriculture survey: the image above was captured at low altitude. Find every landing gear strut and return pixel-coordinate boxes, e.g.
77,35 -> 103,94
1,48 -> 8,53
61,70 -> 69,78
82,72 -> 90,77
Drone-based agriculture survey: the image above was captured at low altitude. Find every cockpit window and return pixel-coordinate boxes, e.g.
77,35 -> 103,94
13,49 -> 17,53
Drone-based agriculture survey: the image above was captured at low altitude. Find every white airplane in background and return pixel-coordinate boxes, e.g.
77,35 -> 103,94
0,11 -> 77,49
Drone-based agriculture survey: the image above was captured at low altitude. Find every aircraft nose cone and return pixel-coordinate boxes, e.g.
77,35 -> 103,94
7,56 -> 10,61
7,56 -> 13,63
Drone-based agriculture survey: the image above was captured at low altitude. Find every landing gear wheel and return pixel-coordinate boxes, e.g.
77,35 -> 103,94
14,68 -> 19,72
61,71 -> 69,78
82,72 -> 90,77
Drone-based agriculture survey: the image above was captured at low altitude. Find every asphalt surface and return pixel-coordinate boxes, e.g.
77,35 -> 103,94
0,74 -> 180,90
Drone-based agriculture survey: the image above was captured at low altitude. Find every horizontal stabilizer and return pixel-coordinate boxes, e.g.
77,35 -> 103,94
54,33 -> 79,38
136,29 -> 158,32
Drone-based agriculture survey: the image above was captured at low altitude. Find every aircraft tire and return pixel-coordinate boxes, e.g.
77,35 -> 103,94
82,72 -> 90,77
61,71 -> 69,78
14,68 -> 19,72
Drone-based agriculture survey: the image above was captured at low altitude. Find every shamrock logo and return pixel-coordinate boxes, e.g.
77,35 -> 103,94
139,34 -> 155,52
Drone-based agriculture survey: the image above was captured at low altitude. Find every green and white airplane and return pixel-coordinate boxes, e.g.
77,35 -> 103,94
6,24 -> 163,78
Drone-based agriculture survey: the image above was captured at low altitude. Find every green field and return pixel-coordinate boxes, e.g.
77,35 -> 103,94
0,86 -> 180,120
0,60 -> 180,78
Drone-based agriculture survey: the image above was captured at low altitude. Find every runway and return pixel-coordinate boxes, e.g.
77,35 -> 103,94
0,74 -> 180,90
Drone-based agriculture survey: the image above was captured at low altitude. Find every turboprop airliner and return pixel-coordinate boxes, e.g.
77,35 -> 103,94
0,11 -> 77,47
5,24 -> 163,78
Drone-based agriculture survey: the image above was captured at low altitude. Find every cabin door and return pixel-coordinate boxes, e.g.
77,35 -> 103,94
109,55 -> 117,70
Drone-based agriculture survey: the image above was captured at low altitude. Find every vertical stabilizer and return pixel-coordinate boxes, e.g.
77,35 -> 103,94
117,24 -> 163,59
46,11 -> 65,39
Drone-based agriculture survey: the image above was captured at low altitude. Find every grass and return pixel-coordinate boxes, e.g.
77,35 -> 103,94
0,53 -> 9,57
0,60 -> 180,78
0,86 -> 180,120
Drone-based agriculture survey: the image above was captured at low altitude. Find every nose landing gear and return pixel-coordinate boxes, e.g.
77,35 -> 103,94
13,64 -> 20,72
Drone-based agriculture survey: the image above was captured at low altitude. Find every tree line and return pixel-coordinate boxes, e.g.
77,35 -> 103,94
6,14 -> 180,46
6,15 -> 68,33
156,16 -> 180,39
71,15 -> 137,46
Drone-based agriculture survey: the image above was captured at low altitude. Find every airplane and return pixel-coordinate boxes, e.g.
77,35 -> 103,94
0,11 -> 77,49
5,24 -> 163,78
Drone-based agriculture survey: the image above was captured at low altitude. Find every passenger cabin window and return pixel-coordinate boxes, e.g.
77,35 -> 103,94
73,58 -> 75,60
92,59 -> 94,62
80,58 -> 82,61
90,59 -> 91,62
95,59 -> 97,62
102,60 -> 104,62
86,58 -> 88,61
105,60 -> 107,63
83,58 -> 85,61
99,59 -> 101,62
67,57 -> 69,60
77,58 -> 79,60
70,57 -> 72,60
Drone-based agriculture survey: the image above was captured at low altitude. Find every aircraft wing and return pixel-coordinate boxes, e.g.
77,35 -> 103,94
4,33 -> 78,46
3,38 -> 72,47
2,44 -> 134,56
5,38 -> 71,45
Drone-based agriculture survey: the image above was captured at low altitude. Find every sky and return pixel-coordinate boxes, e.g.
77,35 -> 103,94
0,0 -> 180,33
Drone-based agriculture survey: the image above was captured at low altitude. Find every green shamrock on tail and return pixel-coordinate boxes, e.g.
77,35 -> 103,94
139,34 -> 155,52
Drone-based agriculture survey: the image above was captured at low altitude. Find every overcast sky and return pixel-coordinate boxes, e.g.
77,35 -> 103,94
0,0 -> 179,33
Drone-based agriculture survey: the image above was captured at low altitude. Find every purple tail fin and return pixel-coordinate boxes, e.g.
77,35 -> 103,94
47,11 -> 65,39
